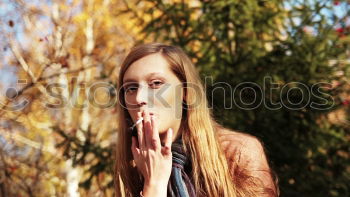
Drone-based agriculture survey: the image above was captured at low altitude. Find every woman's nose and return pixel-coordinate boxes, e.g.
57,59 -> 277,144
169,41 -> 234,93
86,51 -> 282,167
135,86 -> 149,106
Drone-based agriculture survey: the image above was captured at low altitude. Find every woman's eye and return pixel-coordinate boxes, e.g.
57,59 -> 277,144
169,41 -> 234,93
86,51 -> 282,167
150,81 -> 163,88
125,86 -> 137,94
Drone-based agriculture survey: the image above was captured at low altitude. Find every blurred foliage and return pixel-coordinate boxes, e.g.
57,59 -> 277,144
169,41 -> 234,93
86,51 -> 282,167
0,0 -> 141,196
0,0 -> 349,197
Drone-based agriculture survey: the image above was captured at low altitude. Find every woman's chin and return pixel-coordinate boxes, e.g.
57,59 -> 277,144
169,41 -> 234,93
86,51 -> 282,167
158,129 -> 167,135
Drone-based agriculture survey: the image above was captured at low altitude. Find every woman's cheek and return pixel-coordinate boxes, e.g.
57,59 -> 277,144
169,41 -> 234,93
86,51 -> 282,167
154,84 -> 183,131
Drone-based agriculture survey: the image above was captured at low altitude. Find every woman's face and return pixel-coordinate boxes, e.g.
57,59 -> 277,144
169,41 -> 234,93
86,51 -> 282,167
122,53 -> 184,139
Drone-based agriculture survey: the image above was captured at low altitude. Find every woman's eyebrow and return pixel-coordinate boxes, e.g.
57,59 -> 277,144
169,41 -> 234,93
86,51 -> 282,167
123,72 -> 164,83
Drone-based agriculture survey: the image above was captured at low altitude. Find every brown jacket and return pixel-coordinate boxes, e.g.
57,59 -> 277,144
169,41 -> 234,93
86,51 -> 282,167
217,129 -> 279,197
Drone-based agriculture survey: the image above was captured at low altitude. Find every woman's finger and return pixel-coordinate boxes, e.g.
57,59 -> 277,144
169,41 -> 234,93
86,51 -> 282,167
131,136 -> 140,157
143,110 -> 161,150
136,112 -> 145,149
162,128 -> 173,156
150,115 -> 161,151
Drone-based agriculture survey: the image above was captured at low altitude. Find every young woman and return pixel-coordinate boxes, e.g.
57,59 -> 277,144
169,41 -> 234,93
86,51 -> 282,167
114,43 -> 279,197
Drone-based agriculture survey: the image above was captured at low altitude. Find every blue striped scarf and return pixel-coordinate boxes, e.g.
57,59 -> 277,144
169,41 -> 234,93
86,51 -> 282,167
167,138 -> 196,197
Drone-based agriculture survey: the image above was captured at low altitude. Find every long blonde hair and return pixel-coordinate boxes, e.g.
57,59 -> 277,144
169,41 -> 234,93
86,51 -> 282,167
114,43 -> 264,197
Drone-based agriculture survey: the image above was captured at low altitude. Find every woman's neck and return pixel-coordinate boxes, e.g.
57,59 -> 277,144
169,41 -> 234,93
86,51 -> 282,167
160,120 -> 185,145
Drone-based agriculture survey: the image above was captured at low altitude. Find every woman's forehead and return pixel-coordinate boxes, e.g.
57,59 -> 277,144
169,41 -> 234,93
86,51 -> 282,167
123,54 -> 175,82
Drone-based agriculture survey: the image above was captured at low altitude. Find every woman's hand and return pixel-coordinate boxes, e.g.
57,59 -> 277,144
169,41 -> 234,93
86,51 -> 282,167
131,109 -> 173,197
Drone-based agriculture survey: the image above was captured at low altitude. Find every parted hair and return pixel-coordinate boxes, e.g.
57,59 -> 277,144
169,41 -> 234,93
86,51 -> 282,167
114,43 -> 278,197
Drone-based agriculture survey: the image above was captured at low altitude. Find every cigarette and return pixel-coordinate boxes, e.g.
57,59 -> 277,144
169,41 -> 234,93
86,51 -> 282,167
130,117 -> 143,130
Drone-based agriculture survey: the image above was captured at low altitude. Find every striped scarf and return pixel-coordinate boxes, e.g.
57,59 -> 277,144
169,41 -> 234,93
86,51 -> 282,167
167,137 -> 196,197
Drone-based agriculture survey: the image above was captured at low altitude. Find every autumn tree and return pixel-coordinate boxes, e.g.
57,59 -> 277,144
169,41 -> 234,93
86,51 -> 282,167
0,0 -> 142,196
